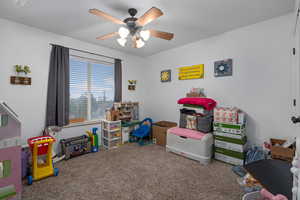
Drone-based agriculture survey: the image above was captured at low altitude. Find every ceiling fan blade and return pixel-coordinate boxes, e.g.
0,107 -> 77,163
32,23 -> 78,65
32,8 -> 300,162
136,7 -> 163,26
89,9 -> 125,25
96,32 -> 118,40
149,30 -> 174,40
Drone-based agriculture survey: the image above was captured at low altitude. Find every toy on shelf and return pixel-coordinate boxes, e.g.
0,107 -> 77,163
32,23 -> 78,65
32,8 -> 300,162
113,102 -> 139,122
105,107 -> 120,121
27,136 -> 59,185
186,88 -> 206,98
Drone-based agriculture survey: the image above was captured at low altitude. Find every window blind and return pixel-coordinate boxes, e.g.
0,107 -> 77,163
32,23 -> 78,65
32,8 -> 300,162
69,56 -> 114,123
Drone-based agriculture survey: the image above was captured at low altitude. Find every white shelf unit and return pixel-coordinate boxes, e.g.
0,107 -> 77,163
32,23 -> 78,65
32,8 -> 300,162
101,120 -> 122,150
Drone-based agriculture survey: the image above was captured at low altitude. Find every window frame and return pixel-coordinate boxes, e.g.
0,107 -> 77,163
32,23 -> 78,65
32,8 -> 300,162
67,54 -> 114,127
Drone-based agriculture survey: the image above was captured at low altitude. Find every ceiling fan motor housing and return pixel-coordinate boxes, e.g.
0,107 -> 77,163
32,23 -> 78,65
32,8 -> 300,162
128,8 -> 137,17
124,8 -> 141,36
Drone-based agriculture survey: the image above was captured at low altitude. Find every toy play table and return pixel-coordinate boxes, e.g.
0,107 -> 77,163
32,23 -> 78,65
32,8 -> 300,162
244,159 -> 292,199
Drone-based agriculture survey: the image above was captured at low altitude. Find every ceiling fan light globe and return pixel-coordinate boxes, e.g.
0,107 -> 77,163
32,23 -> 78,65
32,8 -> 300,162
118,27 -> 129,38
140,30 -> 150,41
136,39 -> 145,48
117,38 -> 127,47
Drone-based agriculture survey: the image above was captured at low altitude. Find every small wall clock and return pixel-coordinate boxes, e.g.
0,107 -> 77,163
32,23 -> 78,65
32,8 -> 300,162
214,59 -> 233,77
161,70 -> 171,82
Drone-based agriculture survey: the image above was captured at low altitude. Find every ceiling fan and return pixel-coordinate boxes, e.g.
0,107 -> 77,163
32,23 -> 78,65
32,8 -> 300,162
89,7 -> 174,48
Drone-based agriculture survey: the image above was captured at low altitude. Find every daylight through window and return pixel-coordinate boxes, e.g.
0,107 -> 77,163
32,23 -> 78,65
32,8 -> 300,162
69,56 -> 114,124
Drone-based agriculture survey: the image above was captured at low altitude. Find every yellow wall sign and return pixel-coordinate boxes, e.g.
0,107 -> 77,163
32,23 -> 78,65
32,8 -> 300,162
178,64 -> 204,80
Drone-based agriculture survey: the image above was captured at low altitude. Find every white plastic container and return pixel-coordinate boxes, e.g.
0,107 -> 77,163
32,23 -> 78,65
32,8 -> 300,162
242,191 -> 263,200
101,120 -> 122,150
121,127 -> 130,144
102,138 -> 122,150
166,130 -> 213,165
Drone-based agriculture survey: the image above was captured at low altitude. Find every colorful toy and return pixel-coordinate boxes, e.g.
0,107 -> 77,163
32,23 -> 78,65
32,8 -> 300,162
60,135 -> 91,160
27,136 -> 59,185
130,118 -> 153,146
86,128 -> 99,152
92,128 -> 99,152
0,102 -> 22,199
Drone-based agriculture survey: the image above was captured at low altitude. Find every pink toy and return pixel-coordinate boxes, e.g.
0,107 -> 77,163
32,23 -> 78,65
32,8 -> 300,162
260,189 -> 288,200
0,102 -> 22,200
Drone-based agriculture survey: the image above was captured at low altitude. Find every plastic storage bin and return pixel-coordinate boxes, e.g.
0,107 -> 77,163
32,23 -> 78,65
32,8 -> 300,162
166,128 -> 213,165
103,129 -> 122,140
102,120 -> 121,131
103,138 -> 122,150
101,120 -> 122,150
179,113 -> 213,133
196,115 -> 213,133
242,191 -> 262,200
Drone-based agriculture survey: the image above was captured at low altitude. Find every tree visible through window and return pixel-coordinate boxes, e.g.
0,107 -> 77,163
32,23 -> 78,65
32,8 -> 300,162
69,56 -> 114,123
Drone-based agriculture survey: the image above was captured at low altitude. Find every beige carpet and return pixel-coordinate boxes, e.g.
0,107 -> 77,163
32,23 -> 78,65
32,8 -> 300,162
22,144 -> 243,200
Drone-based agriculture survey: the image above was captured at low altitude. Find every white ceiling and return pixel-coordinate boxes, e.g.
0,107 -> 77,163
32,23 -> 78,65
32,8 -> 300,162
0,0 -> 295,57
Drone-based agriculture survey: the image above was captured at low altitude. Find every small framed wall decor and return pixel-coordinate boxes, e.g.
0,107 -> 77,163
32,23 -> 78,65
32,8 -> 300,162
160,70 -> 171,82
10,76 -> 31,85
214,59 -> 233,77
11,65 -> 32,85
128,80 -> 137,91
178,64 -> 204,80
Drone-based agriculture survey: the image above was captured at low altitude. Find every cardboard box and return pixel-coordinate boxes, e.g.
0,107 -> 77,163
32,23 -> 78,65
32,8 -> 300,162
214,153 -> 244,166
214,147 -> 245,165
213,131 -> 245,140
215,147 -> 245,159
270,138 -> 295,162
213,122 -> 245,134
214,139 -> 246,153
214,135 -> 247,145
214,107 -> 245,124
152,121 -> 177,146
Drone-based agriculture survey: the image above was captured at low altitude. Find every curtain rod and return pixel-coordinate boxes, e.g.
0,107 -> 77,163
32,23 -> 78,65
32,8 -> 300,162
49,43 -> 122,61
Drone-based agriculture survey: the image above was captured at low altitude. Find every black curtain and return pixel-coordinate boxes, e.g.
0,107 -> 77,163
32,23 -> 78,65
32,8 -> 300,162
45,45 -> 70,127
114,59 -> 122,102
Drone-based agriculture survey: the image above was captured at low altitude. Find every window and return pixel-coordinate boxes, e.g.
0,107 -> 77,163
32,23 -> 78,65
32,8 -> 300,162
69,56 -> 114,124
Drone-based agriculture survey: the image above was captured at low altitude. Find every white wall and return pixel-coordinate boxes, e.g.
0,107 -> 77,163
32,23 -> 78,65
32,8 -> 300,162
143,14 -> 296,145
0,18 -> 147,144
0,13 -> 297,146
